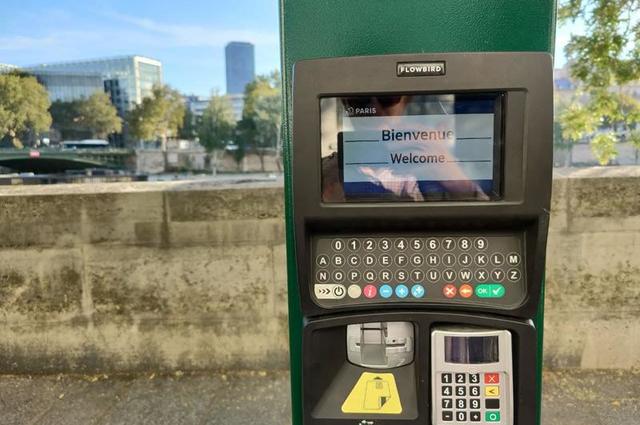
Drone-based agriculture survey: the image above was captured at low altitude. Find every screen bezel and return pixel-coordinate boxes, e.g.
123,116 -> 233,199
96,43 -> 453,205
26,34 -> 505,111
325,92 -> 505,203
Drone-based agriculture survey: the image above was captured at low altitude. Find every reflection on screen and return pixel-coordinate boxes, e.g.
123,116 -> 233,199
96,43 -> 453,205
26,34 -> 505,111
444,336 -> 499,364
320,93 -> 502,203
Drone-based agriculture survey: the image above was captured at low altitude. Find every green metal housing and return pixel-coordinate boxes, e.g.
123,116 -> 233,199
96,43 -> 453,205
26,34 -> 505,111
280,2 -> 556,424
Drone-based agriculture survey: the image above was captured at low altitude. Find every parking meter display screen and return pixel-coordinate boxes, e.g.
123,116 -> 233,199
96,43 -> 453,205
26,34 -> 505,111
444,336 -> 499,364
320,93 -> 503,202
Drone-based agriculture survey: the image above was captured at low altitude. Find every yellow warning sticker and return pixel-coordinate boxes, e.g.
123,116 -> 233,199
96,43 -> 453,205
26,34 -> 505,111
341,372 -> 402,414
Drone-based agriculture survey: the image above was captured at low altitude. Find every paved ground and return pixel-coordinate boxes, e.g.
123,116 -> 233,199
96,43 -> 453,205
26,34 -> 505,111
0,369 -> 637,425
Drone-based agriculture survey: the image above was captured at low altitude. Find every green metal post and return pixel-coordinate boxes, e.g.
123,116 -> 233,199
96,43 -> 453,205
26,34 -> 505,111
280,2 -> 556,424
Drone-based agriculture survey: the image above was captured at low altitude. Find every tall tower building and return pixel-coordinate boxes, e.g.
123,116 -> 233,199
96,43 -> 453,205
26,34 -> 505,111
225,42 -> 255,95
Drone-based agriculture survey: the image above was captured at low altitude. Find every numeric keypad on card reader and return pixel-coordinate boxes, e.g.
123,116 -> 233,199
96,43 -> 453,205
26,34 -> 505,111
311,235 -> 525,308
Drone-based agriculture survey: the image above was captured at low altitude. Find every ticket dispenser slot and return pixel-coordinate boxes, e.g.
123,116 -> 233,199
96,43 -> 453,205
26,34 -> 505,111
432,327 -> 513,425
347,321 -> 414,368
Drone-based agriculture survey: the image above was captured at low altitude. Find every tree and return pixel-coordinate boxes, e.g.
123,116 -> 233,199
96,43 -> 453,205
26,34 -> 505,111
50,92 -> 121,141
179,107 -> 198,140
240,70 -> 282,171
0,72 -> 52,148
558,0 -> 640,165
77,92 -> 121,139
127,84 -> 185,169
197,92 -> 236,175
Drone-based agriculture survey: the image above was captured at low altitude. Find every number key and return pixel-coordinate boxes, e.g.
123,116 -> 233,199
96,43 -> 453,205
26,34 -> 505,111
442,398 -> 452,409
455,373 -> 466,384
456,398 -> 467,409
348,239 -> 360,251
441,386 -> 452,396
441,373 -> 452,384
443,238 -> 455,250
456,411 -> 467,422
363,239 -> 375,251
455,386 -> 466,397
470,398 -> 481,410
470,386 -> 480,397
469,373 -> 480,384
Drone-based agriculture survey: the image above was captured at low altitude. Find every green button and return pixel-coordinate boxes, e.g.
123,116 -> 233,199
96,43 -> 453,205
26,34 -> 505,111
485,411 -> 501,422
475,284 -> 505,298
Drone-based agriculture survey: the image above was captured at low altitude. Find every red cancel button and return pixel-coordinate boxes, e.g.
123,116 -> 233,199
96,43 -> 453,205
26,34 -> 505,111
484,373 -> 500,384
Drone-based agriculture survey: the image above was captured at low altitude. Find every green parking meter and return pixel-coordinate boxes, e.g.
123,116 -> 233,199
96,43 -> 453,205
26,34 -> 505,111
281,3 -> 556,425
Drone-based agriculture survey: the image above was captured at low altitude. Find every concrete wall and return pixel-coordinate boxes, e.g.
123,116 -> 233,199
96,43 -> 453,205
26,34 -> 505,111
0,168 -> 638,373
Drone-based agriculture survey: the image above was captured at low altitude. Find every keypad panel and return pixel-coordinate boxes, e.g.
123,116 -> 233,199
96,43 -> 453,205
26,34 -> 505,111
436,372 -> 506,424
311,234 -> 525,308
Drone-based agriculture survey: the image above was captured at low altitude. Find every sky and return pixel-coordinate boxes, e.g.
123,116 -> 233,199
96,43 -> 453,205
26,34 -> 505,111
0,0 -> 579,97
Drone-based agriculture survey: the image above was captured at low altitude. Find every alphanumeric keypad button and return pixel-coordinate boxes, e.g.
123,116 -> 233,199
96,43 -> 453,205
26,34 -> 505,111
347,254 -> 360,267
442,398 -> 453,409
427,269 -> 440,283
459,253 -> 472,266
316,270 -> 329,283
485,399 -> 500,409
469,373 -> 480,384
411,269 -> 424,282
459,269 -> 472,282
507,252 -> 521,266
379,238 -> 391,251
347,238 -> 360,251
427,238 -> 439,250
475,253 -> 489,267
474,269 -> 488,282
348,270 -> 361,283
363,254 -> 376,266
455,386 -> 466,396
331,239 -> 345,251
316,254 -> 330,267
470,411 -> 482,421
491,269 -> 505,282
411,238 -> 423,250
508,268 -> 521,282
443,253 -> 456,266
470,386 -> 481,397
458,237 -> 471,251
470,398 -> 481,410
379,270 -> 392,282
456,398 -> 467,409
395,254 -> 408,267
395,270 -> 408,282
363,270 -> 376,283
442,238 -> 456,251
332,254 -> 345,267
411,254 -> 423,266
363,239 -> 376,252
426,253 -> 440,266
394,238 -> 408,251
441,386 -> 452,396
442,269 -> 456,282
442,411 -> 453,421
379,254 -> 392,267
456,411 -> 467,422
490,253 -> 505,266
332,270 -> 344,283
441,373 -> 452,384
474,237 -> 488,250
455,373 -> 466,384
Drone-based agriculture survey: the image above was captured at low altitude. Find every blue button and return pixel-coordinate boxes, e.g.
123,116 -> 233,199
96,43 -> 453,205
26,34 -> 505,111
379,284 -> 393,298
395,284 -> 409,298
411,284 -> 425,298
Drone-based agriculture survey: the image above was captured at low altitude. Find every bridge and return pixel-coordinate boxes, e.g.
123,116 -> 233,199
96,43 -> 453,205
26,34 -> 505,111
0,148 -> 134,173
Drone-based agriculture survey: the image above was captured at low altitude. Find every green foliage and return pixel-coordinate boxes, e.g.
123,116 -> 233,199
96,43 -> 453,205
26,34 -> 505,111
198,92 -> 236,153
0,72 -> 52,148
127,84 -> 185,143
558,0 -> 640,164
51,92 -> 121,140
559,102 -> 599,142
590,132 -> 618,165
179,107 -> 197,140
238,70 -> 281,170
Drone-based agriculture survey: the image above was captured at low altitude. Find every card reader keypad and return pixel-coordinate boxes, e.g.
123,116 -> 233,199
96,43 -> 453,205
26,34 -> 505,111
312,235 -> 525,308
437,372 -> 506,424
